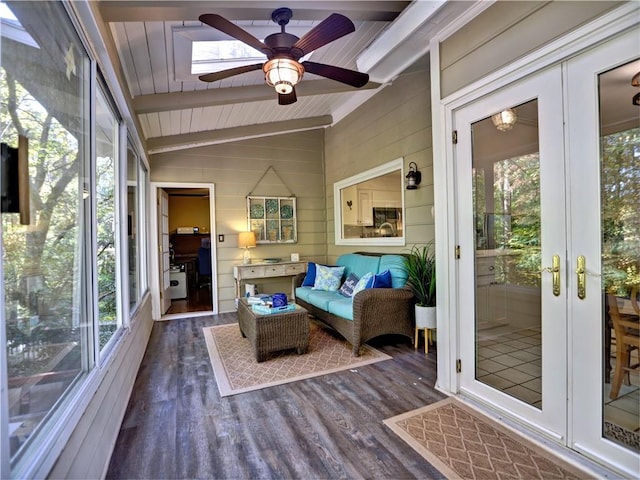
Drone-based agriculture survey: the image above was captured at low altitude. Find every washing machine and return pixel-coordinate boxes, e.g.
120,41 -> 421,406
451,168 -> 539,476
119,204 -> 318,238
169,268 -> 187,299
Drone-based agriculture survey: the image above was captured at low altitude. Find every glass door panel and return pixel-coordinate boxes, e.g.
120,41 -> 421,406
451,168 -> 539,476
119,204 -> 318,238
599,62 -> 640,452
565,27 -> 638,475
457,67 -> 566,440
473,100 -> 543,408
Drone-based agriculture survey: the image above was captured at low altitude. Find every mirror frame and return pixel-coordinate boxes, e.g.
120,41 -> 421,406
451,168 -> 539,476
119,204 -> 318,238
333,158 -> 406,246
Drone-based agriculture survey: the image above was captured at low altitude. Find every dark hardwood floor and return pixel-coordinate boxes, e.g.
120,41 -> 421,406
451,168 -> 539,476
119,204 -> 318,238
167,284 -> 213,314
106,313 -> 447,479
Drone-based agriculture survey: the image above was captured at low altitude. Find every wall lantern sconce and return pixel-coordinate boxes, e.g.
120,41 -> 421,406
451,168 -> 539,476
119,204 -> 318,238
405,162 -> 422,190
491,108 -> 517,132
238,231 -> 257,264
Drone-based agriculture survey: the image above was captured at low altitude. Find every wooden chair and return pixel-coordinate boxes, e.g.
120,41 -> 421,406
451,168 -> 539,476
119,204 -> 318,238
631,285 -> 639,315
607,293 -> 640,400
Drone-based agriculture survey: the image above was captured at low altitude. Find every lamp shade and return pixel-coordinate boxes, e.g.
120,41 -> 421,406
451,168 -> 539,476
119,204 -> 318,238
238,231 -> 256,249
263,58 -> 304,94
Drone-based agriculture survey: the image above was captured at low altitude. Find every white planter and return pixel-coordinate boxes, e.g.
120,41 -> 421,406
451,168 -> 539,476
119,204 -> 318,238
415,305 -> 437,329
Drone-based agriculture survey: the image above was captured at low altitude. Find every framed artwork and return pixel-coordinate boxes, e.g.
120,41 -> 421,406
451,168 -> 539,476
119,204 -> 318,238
247,196 -> 297,244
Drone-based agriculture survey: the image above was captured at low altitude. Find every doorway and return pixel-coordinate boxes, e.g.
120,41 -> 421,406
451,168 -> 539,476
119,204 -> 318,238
454,29 -> 639,475
151,182 -> 218,318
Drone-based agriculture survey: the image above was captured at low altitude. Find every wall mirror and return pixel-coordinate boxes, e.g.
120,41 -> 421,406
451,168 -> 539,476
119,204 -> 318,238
334,158 -> 405,246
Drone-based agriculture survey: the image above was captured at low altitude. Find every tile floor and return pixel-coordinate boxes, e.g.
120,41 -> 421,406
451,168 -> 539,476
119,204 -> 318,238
476,324 -> 543,408
475,323 -> 639,452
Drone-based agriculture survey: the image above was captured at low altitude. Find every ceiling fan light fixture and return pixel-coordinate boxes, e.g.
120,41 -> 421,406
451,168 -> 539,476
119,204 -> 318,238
491,108 -> 517,132
263,58 -> 304,94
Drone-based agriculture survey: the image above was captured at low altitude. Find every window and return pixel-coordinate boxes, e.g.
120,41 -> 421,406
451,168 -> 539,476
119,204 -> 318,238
173,24 -> 314,82
0,2 -> 148,476
191,40 -> 266,75
125,141 -> 148,310
1,0 -> 92,467
334,159 -> 406,246
96,86 -> 120,351
138,160 -> 148,295
127,142 -> 139,308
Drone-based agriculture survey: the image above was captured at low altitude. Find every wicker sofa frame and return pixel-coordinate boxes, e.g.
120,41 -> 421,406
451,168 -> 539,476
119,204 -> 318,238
294,253 -> 415,356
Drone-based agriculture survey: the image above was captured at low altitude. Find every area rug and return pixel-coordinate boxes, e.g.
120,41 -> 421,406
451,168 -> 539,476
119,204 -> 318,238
203,321 -> 391,397
384,397 -> 591,480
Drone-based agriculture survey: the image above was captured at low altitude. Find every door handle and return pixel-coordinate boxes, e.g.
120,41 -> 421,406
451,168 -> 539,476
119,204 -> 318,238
576,255 -> 586,299
541,254 -> 561,296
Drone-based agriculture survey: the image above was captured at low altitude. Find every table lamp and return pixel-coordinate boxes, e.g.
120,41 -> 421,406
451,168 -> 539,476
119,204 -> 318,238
238,231 -> 256,264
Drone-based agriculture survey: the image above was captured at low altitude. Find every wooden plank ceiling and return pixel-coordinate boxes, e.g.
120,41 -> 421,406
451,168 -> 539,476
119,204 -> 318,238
96,1 -> 470,153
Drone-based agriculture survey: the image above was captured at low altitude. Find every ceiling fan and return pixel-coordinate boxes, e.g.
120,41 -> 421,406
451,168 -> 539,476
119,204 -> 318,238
197,7 -> 370,105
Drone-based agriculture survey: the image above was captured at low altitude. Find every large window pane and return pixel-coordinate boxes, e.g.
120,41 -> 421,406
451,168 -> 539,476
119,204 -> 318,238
96,87 -> 119,350
1,1 -> 91,462
127,142 -> 139,307
138,162 -> 148,294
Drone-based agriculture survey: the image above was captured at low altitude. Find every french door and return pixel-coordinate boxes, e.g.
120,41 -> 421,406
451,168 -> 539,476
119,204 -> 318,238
455,29 -> 639,476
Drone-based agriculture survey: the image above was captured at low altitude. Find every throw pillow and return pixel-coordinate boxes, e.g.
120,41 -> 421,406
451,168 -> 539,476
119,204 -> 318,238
366,269 -> 392,289
313,265 -> 345,291
338,273 -> 360,297
352,272 -> 374,297
301,262 -> 316,286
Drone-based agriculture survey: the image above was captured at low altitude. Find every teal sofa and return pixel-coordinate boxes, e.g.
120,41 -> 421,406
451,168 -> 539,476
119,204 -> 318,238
294,253 -> 414,356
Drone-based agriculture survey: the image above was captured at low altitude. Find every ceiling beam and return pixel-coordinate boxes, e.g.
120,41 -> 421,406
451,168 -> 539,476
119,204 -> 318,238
133,80 -> 381,114
99,1 -> 410,23
147,115 -> 333,153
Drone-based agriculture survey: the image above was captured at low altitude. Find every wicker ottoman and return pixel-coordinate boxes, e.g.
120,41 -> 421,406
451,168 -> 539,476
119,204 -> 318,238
237,298 -> 309,362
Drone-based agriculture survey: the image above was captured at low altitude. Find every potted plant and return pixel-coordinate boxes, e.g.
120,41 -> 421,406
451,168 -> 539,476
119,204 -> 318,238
406,242 -> 437,329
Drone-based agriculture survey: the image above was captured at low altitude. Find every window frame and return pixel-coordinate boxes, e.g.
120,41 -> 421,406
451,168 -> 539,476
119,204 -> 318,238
333,158 -> 406,246
94,79 -> 125,359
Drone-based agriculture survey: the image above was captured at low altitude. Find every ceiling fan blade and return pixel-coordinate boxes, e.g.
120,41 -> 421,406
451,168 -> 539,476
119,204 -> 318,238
292,13 -> 355,57
302,61 -> 369,88
199,14 -> 273,56
198,63 -> 263,83
278,89 -> 297,105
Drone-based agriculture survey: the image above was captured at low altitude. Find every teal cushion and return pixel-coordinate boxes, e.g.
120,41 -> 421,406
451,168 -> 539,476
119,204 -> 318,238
352,272 -> 374,297
313,265 -> 345,291
307,290 -> 343,311
379,255 -> 409,288
294,286 -> 313,302
327,297 -> 354,321
336,254 -> 380,279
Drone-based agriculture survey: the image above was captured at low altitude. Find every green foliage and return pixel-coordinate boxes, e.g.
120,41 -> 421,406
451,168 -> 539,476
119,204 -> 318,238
2,67 -> 119,363
600,128 -> 640,295
406,243 -> 436,307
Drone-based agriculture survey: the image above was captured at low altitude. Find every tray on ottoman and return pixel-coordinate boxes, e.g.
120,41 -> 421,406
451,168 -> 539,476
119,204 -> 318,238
237,298 -> 309,362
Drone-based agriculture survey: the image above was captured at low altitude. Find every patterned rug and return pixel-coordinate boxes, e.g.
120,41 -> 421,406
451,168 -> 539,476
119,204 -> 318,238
203,321 -> 391,397
384,398 -> 591,480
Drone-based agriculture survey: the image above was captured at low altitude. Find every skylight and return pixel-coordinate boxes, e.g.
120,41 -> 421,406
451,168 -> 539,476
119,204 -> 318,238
0,1 -> 38,48
191,40 -> 266,75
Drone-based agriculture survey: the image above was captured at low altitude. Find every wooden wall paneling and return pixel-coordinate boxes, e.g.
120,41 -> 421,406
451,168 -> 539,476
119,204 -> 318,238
324,67 -> 433,259
440,1 -> 623,98
150,130 -> 326,312
48,298 -> 154,479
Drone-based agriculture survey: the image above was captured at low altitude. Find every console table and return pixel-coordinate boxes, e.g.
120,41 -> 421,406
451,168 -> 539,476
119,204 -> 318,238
233,261 -> 306,300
